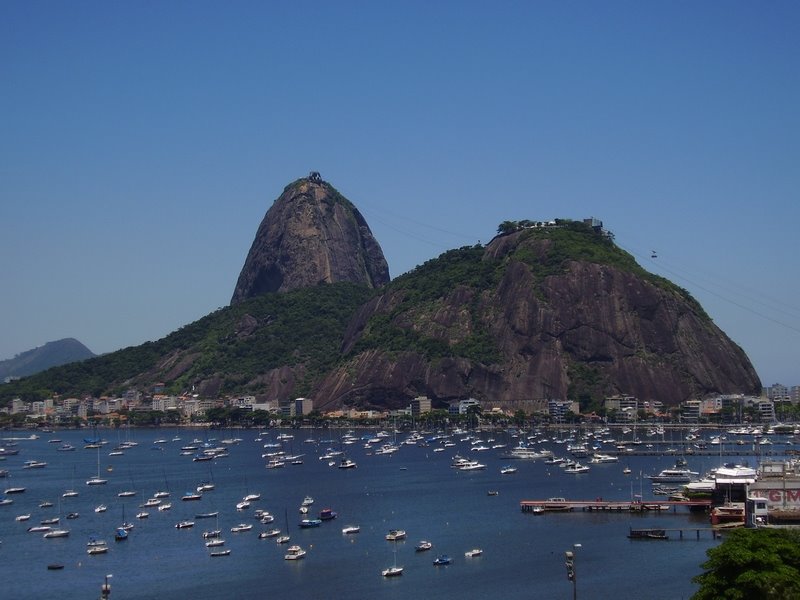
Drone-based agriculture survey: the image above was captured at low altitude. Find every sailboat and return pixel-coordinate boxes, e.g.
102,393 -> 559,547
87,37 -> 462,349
119,504 -> 134,532
276,508 -> 290,544
63,467 -> 79,498
86,446 -> 108,485
43,498 -> 69,538
118,472 -> 137,497
154,469 -> 170,498
382,547 -> 403,577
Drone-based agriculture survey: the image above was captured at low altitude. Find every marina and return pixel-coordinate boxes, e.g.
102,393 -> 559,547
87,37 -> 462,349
0,424 -> 797,599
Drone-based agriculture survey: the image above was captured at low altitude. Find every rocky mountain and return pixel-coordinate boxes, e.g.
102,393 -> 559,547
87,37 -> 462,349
313,222 -> 761,412
0,181 -> 761,413
0,338 -> 95,381
231,172 -> 390,304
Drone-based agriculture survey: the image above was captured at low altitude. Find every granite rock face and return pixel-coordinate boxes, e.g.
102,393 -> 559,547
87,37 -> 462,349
231,174 -> 390,304
312,230 -> 761,412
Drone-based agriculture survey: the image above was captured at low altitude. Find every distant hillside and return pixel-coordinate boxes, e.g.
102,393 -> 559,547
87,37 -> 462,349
0,338 -> 95,381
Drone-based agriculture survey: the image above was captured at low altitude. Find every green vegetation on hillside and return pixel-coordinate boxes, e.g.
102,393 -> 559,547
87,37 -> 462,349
0,283 -> 374,404
350,245 -> 503,364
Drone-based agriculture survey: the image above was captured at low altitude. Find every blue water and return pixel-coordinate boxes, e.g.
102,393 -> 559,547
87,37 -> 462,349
0,428 -> 768,599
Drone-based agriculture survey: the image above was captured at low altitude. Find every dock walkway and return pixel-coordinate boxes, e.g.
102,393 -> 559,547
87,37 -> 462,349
520,499 -> 711,513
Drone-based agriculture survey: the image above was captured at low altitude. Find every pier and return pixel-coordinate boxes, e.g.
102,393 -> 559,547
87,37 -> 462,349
628,527 -> 722,540
520,498 -> 712,513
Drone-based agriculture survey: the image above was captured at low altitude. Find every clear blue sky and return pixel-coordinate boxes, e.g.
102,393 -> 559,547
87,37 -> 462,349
2,1 -> 798,387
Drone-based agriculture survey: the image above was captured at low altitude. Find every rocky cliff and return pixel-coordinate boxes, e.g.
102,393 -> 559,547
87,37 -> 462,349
312,225 -> 761,412
231,173 -> 390,304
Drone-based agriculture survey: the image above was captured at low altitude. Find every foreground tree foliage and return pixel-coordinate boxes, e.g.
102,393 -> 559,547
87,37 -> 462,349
692,528 -> 800,599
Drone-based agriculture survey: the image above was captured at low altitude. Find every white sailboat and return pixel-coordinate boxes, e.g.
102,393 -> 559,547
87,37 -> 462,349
382,547 -> 403,577
86,446 -> 107,486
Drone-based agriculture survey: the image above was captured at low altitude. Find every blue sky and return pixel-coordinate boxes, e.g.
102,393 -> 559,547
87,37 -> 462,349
2,1 -> 798,386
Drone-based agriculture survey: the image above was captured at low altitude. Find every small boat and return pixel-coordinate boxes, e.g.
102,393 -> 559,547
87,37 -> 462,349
157,503 -> 172,511
284,545 -> 306,560
205,539 -> 225,547
465,548 -> 483,557
62,490 -> 79,498
235,500 -> 250,511
299,518 -> 322,528
382,566 -> 403,577
28,525 -> 52,533
301,496 -> 315,506
87,545 -> 108,555
43,529 -> 70,539
319,508 -> 337,521
136,511 -> 149,519
66,512 -> 80,520
259,528 -> 281,539
114,527 -> 128,541
175,520 -> 195,529
202,529 -> 221,539
415,540 -> 432,552
196,511 -> 219,520
209,549 -> 231,557
386,529 -> 406,541
623,466 -> 632,474
338,458 -> 357,469
433,554 -> 452,566
47,564 -> 65,570
94,505 -> 107,513
181,491 -> 202,501
500,466 -> 518,475
342,525 -> 360,534
230,523 -> 252,533
39,501 -> 54,508
16,514 -> 31,521
564,462 -> 590,474
487,490 -> 499,496
276,535 -> 291,544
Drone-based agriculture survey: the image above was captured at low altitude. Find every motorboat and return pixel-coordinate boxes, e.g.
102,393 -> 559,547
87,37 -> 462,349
342,525 -> 360,534
465,548 -> 483,557
564,462 -> 591,474
43,529 -> 70,539
319,508 -> 337,521
647,468 -> 699,483
209,549 -> 231,557
415,540 -> 432,552
230,523 -> 253,533
299,518 -> 322,528
338,458 -> 357,469
175,520 -> 195,529
259,528 -> 281,539
87,544 -> 108,555
205,539 -> 225,547
433,554 -> 452,566
386,529 -> 406,541
500,466 -> 518,474
284,545 -> 306,560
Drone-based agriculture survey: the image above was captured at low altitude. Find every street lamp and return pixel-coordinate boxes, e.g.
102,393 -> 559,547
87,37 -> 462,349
100,574 -> 112,600
564,544 -> 581,599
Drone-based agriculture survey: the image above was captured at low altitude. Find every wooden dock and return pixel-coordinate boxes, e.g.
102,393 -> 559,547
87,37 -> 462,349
628,527 -> 723,540
520,498 -> 711,513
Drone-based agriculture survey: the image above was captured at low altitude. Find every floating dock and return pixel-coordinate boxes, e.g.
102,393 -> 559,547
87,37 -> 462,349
520,499 -> 712,513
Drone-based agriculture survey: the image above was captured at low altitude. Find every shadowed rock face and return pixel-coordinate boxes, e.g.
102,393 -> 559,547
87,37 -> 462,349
231,176 -> 389,304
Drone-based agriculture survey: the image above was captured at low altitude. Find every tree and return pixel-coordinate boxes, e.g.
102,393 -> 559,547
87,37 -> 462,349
692,528 -> 800,599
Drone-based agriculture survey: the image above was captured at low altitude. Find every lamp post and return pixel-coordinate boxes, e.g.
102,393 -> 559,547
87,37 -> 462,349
564,543 -> 581,599
100,574 -> 112,600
